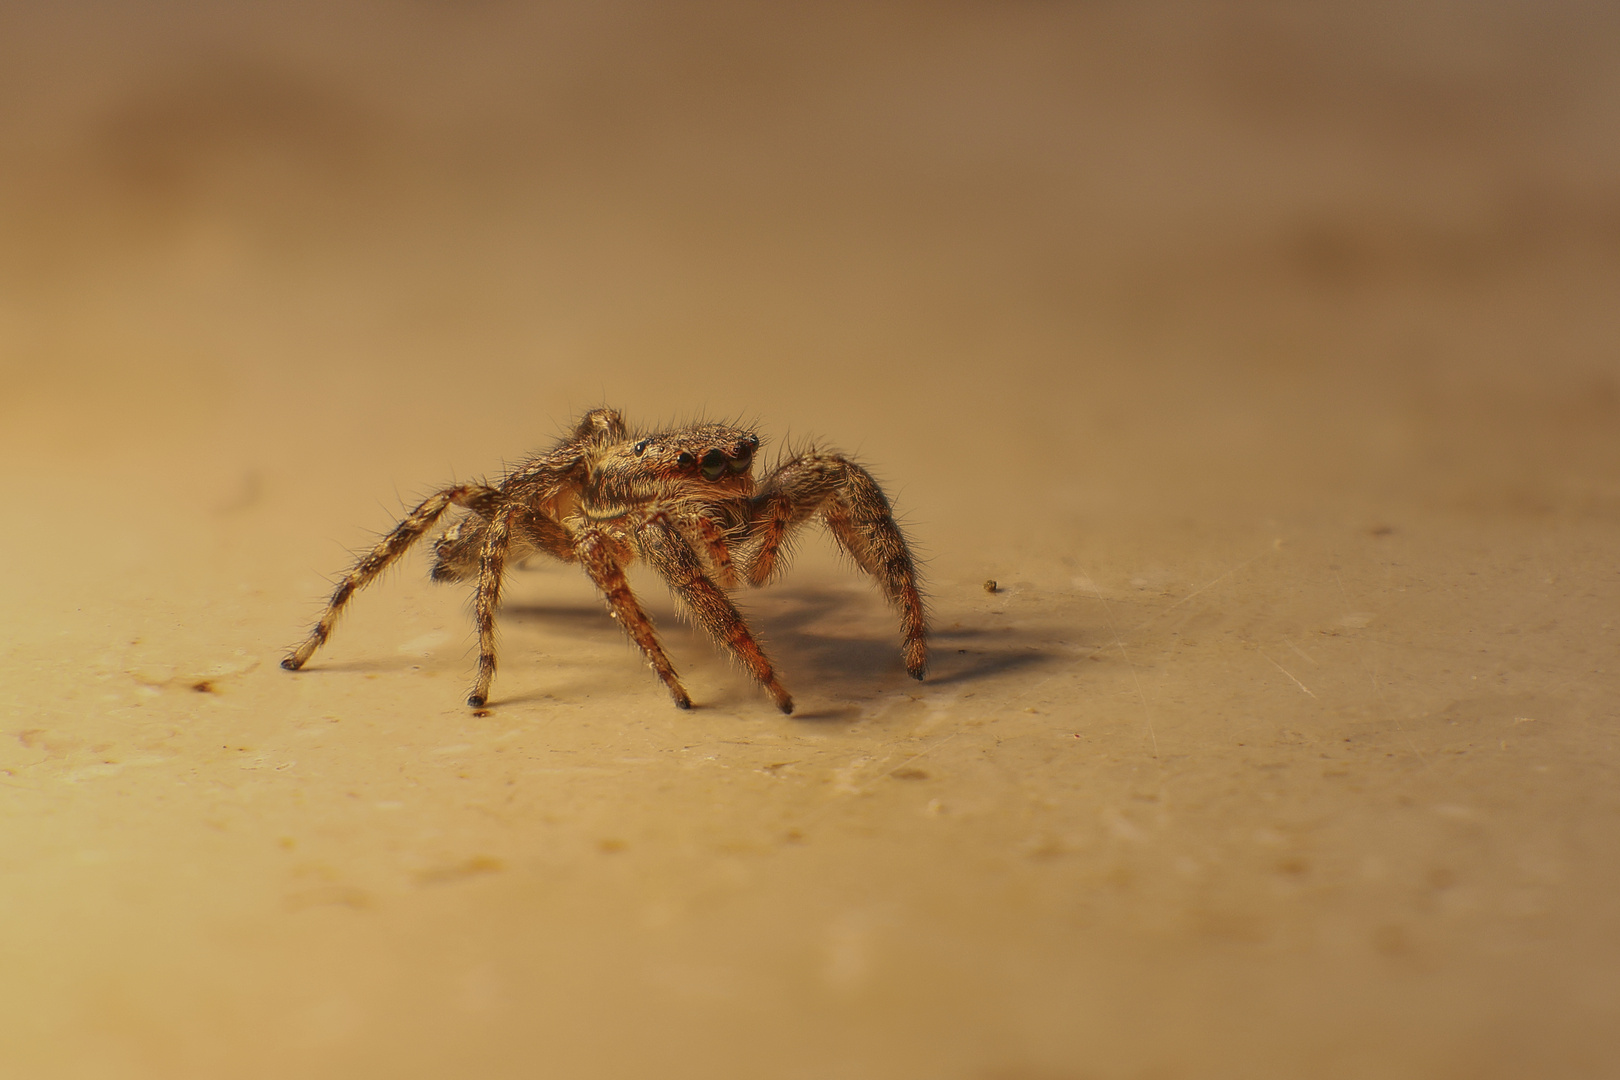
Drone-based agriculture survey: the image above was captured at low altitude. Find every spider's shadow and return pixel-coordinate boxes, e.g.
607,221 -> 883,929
501,581 -> 1058,711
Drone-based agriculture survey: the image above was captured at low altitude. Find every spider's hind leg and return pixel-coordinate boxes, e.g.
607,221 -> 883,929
282,483 -> 501,672
431,508 -> 573,583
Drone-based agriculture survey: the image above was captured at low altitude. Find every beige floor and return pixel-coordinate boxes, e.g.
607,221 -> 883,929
3,3 -> 1619,1078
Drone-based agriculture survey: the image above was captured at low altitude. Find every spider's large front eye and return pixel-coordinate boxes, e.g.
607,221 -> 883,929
700,449 -> 727,480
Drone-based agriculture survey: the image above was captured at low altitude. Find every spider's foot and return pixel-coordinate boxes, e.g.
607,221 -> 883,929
466,693 -> 487,708
280,655 -> 304,671
671,688 -> 692,709
903,641 -> 929,681
769,688 -> 794,715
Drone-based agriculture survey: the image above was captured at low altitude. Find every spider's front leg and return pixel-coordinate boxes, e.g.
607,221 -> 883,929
741,453 -> 928,680
573,527 -> 693,710
638,513 -> 795,714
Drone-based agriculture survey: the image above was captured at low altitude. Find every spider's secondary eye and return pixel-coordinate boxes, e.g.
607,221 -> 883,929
677,451 -> 696,468
632,438 -> 651,456
728,445 -> 753,472
700,449 -> 727,480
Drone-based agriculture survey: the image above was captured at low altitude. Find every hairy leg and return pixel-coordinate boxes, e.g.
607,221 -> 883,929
638,513 -> 794,714
678,512 -> 740,589
432,411 -> 625,581
432,506 -> 574,582
743,453 -> 928,680
576,528 -> 693,710
466,505 -> 516,707
283,483 -> 503,671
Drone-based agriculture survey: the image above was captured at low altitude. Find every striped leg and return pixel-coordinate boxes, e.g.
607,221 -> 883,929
639,514 -> 793,714
742,453 -> 928,680
681,512 -> 740,588
576,529 -> 693,710
465,505 -> 516,707
282,484 -> 502,672
821,467 -> 929,680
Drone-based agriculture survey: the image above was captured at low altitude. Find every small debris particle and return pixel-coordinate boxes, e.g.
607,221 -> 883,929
983,579 -> 999,594
472,709 -> 491,718
784,828 -> 806,843
890,767 -> 930,781
191,680 -> 217,694
598,839 -> 628,854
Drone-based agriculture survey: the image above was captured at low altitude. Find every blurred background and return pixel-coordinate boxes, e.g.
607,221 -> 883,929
5,0 -> 1616,529
2,2 -> 1618,1077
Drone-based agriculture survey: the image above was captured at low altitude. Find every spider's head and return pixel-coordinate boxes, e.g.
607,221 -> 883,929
593,423 -> 761,501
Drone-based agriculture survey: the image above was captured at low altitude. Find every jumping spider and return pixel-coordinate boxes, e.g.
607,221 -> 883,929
282,408 -> 928,712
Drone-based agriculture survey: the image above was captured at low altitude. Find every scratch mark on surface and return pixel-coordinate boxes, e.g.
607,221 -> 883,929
1130,549 -> 1271,634
1260,649 -> 1316,698
867,733 -> 959,793
838,733 -> 961,798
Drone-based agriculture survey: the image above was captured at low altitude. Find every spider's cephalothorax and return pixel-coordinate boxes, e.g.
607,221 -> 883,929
281,409 -> 928,713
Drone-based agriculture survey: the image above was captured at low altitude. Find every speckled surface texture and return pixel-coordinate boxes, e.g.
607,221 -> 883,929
3,3 -> 1618,1077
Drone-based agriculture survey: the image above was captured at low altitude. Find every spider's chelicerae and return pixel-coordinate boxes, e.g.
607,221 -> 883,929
282,408 -> 928,713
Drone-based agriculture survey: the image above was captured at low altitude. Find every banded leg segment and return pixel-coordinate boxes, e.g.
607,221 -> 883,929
576,529 -> 692,709
282,484 -> 502,671
738,456 -> 841,586
638,515 -> 794,714
822,466 -> 928,679
466,505 -> 516,707
744,454 -> 928,680
432,505 -> 575,582
680,512 -> 740,588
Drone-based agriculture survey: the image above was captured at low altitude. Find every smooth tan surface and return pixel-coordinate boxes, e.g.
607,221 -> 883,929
3,3 -> 1619,1077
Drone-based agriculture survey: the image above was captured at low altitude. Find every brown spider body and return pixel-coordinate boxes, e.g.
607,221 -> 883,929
282,408 -> 928,713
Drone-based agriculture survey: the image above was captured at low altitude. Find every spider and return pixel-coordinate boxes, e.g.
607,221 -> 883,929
281,408 -> 928,713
